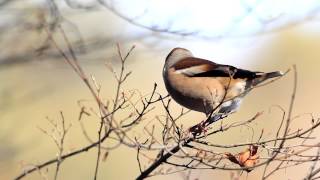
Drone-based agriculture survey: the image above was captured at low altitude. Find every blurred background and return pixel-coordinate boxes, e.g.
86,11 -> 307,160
1,0 -> 320,179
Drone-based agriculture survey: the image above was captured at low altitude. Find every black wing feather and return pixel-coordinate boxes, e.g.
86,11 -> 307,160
191,65 -> 259,79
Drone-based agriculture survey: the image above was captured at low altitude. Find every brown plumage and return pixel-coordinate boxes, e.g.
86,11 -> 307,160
163,47 -> 283,116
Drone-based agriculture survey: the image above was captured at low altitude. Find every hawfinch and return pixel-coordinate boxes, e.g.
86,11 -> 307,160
163,47 -> 283,117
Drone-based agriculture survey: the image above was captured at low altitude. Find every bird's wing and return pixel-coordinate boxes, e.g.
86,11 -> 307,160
173,57 -> 259,79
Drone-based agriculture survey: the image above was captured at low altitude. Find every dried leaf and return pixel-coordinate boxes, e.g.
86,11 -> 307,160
225,145 -> 259,172
225,152 -> 239,164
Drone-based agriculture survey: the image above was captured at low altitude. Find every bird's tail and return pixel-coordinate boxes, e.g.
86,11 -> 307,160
252,71 -> 283,86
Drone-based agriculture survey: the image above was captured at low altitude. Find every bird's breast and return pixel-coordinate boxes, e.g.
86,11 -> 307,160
164,67 -> 226,113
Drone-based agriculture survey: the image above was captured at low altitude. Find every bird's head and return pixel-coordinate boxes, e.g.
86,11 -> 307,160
165,47 -> 193,68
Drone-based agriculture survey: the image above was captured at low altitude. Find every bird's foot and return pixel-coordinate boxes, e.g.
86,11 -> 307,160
188,120 -> 209,137
200,120 -> 208,135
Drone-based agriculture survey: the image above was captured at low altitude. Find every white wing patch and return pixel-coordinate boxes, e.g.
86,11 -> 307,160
175,65 -> 206,76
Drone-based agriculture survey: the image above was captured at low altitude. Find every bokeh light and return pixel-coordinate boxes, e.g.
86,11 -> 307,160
107,0 -> 320,38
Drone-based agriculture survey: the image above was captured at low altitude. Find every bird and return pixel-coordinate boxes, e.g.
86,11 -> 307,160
163,47 -> 283,121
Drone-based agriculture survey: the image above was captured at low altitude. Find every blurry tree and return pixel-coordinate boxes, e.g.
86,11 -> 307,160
0,0 -> 319,66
